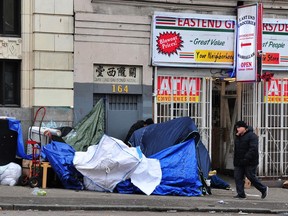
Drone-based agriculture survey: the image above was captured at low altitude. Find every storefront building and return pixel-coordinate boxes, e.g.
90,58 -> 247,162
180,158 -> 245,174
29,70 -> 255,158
74,0 -> 288,177
0,0 -> 286,178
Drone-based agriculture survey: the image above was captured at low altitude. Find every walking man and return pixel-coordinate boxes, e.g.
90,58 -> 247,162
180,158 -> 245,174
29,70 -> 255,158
233,120 -> 268,199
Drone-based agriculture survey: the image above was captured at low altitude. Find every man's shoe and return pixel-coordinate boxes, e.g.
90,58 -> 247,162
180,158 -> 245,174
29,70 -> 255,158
261,187 -> 268,199
233,194 -> 246,199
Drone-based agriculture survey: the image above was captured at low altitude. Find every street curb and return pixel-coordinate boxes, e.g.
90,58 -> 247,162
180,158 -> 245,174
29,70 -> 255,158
0,203 -> 13,210
0,203 -> 285,214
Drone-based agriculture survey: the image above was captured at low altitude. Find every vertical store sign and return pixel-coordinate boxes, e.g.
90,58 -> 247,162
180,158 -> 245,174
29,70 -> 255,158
236,3 -> 263,82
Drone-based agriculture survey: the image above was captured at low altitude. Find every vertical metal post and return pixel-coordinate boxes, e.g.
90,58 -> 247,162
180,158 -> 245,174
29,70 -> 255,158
170,76 -> 174,120
264,81 -> 269,176
208,78 -> 212,156
257,81 -> 263,175
280,78 -> 284,175
253,82 -> 257,129
153,67 -> 158,123
237,82 -> 242,120
201,78 -> 206,131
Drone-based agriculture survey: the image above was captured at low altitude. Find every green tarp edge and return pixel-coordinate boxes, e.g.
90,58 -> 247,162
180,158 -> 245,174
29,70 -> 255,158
63,99 -> 105,151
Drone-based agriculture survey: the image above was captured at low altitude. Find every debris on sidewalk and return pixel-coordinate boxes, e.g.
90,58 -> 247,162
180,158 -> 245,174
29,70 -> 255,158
31,187 -> 47,196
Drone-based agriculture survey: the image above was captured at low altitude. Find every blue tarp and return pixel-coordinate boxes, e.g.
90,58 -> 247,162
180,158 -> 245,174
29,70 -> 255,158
128,117 -> 200,157
196,140 -> 211,179
128,117 -> 210,179
211,175 -> 230,189
42,141 -> 84,190
8,118 -> 31,160
116,138 -> 203,196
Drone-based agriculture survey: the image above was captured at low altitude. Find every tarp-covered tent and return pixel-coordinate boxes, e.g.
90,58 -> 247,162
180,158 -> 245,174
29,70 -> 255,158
128,117 -> 211,179
42,114 -> 220,195
43,133 -> 203,196
128,117 -> 200,157
42,135 -> 162,193
116,138 -> 203,196
63,99 -> 105,151
73,134 -> 162,195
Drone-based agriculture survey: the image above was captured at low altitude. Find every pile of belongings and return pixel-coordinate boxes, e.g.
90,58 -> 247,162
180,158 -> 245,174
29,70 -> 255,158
42,115 -> 208,196
39,100 -> 229,196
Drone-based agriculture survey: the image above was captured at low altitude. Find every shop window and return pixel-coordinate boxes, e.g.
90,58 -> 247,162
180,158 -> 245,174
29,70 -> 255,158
0,60 -> 20,106
0,0 -> 21,36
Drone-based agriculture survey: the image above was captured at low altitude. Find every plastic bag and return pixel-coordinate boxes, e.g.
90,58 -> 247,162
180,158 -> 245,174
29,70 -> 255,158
0,162 -> 22,186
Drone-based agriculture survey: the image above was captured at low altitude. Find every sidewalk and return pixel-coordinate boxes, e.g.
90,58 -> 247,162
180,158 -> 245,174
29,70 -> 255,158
0,176 -> 287,214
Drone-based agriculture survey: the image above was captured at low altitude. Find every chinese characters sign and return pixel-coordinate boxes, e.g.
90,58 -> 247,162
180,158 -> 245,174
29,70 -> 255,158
152,13 -> 236,67
264,78 -> 288,103
93,65 -> 141,84
157,76 -> 201,103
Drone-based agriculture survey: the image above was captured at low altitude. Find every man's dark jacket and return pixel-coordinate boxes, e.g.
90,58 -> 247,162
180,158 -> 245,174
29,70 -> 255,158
233,126 -> 259,167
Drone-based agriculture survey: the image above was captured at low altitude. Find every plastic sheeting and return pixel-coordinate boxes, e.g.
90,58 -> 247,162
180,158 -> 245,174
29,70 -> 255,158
211,175 -> 230,189
128,117 -> 210,179
116,138 -> 203,196
73,135 -> 161,195
7,118 -> 31,160
42,141 -> 84,190
128,117 -> 199,157
63,99 -> 105,151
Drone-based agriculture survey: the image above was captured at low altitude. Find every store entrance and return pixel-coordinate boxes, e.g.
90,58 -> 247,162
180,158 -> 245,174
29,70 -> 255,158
211,79 -> 238,173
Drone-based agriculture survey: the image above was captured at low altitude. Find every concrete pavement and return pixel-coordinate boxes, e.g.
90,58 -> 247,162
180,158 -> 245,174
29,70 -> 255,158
0,176 -> 287,214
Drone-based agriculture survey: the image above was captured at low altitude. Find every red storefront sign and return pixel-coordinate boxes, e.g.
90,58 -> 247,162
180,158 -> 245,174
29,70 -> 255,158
264,78 -> 288,103
157,76 -> 201,102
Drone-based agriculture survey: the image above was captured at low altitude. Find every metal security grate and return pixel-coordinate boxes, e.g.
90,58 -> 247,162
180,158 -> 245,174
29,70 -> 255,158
154,75 -> 212,153
108,94 -> 138,110
242,80 -> 288,177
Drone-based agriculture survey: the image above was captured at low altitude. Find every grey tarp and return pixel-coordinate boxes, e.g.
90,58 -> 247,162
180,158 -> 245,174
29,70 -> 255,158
63,99 -> 104,151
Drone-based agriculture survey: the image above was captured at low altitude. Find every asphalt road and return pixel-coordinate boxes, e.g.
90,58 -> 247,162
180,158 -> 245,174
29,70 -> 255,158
0,210 -> 284,216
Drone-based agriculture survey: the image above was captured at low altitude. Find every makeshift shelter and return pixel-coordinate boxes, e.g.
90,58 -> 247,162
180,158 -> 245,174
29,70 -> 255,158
128,117 -> 211,179
63,99 -> 105,151
128,117 -> 200,156
116,137 -> 203,196
42,115 -> 226,195
127,116 -> 229,191
73,134 -> 162,195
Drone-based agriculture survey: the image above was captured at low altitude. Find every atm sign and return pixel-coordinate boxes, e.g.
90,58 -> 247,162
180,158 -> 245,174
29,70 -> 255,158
264,78 -> 288,103
157,76 -> 201,103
